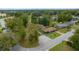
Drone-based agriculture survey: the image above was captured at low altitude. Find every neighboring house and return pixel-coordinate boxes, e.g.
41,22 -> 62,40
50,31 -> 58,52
72,16 -> 79,20
38,24 -> 57,33
0,19 -> 6,28
39,16 -> 43,19
51,15 -> 58,20
0,13 -> 6,17
56,23 -> 69,28
0,19 -> 6,32
0,18 -> 9,33
56,20 -> 77,28
41,27 -> 57,33
5,16 -> 14,20
67,20 -> 77,25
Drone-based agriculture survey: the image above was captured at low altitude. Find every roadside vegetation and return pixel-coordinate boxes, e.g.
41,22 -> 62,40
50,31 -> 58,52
49,41 -> 75,51
0,33 -> 16,50
68,29 -> 79,50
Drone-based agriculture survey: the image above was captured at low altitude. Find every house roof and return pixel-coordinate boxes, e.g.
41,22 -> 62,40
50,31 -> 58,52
42,27 -> 57,32
56,23 -> 68,27
56,20 -> 77,28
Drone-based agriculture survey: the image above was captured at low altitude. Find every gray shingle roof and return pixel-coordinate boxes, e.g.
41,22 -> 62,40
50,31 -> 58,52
56,20 -> 77,28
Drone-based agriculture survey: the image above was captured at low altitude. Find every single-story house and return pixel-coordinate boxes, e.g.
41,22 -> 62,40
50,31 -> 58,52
0,18 -> 9,33
67,20 -> 77,25
72,16 -> 79,19
56,23 -> 69,28
56,20 -> 77,28
0,19 -> 6,28
51,15 -> 58,20
0,13 -> 6,17
42,27 -> 57,33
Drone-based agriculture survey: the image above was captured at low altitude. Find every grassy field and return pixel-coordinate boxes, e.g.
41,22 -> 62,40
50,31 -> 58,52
46,32 -> 61,39
0,27 -> 2,33
49,41 -> 75,51
59,28 -> 70,33
71,24 -> 79,29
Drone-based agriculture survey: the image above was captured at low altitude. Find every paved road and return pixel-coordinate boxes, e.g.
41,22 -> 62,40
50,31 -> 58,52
11,30 -> 75,51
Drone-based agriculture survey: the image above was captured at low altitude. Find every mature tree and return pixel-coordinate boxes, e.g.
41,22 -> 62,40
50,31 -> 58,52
0,33 -> 16,51
39,15 -> 50,26
6,18 -> 15,31
31,13 -> 40,24
57,14 -> 72,23
69,29 -> 79,50
69,34 -> 79,50
75,11 -> 79,16
75,29 -> 79,34
22,23 -> 39,47
20,13 -> 28,27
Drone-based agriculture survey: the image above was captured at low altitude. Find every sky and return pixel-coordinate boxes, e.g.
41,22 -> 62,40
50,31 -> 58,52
0,0 -> 79,9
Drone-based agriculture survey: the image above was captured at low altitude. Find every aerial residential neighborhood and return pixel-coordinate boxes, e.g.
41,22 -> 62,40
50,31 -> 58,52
0,10 -> 79,51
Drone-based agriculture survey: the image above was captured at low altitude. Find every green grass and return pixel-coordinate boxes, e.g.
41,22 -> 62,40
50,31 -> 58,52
46,32 -> 61,39
59,28 -> 70,33
49,41 -> 75,51
71,24 -> 79,29
0,27 -> 2,33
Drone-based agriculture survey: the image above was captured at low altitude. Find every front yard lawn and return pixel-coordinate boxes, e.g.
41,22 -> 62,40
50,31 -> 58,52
49,41 -> 75,51
0,27 -> 2,33
71,24 -> 79,29
46,32 -> 61,39
59,28 -> 70,33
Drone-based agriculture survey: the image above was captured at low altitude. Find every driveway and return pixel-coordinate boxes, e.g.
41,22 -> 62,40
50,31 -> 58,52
46,30 -> 75,50
11,35 -> 52,51
11,30 -> 75,51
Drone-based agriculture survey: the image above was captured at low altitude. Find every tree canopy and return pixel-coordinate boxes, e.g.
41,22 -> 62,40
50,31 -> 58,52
57,14 -> 72,23
69,29 -> 79,50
